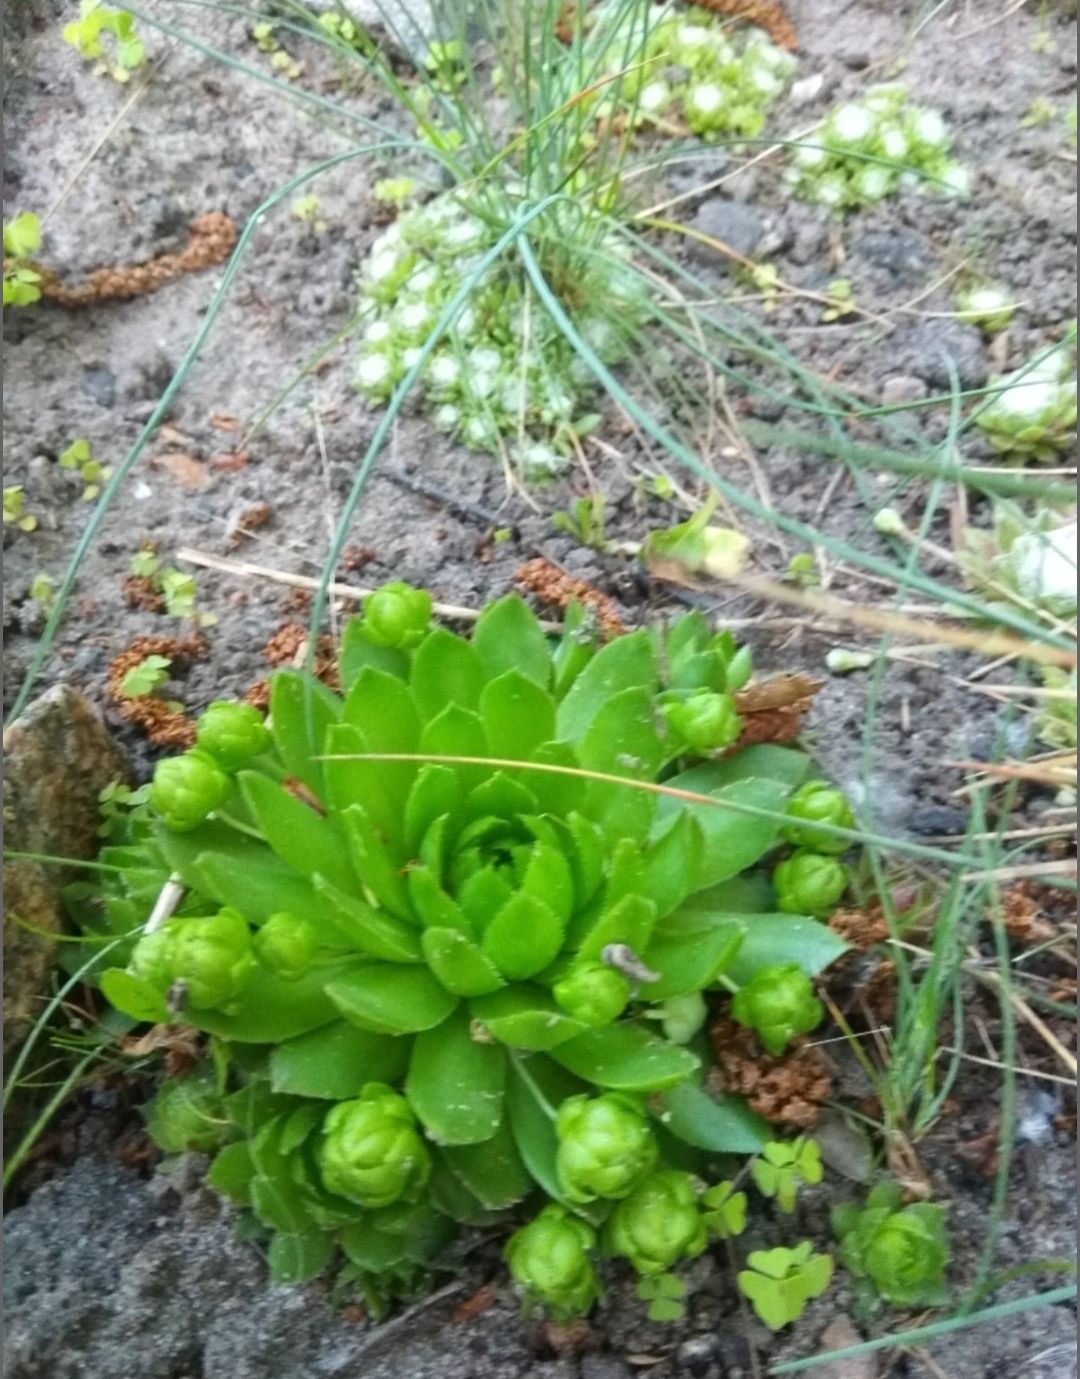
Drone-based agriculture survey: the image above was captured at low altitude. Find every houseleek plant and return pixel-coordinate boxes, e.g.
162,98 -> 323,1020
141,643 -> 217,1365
72,585 -> 852,1311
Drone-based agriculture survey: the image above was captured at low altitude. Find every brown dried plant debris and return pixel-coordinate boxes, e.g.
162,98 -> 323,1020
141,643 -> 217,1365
122,574 -> 165,613
340,545 -> 378,573
225,502 -> 273,549
243,680 -> 271,713
708,1015 -> 832,1128
829,905 -> 890,950
515,557 -> 625,639
728,672 -> 823,749
1000,882 -> 1057,945
32,212 -> 237,307
261,621 -> 341,690
106,635 -> 205,748
693,0 -> 798,51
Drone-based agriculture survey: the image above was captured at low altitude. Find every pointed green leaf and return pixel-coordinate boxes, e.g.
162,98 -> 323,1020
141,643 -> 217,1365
481,891 -> 566,980
207,1142 -> 256,1203
268,1230 -> 334,1284
403,765 -> 463,854
421,927 -> 505,996
342,666 -> 421,747
269,670 -> 342,799
480,671 -> 556,760
407,864 -> 472,934
470,987 -> 586,1051
322,721 -> 404,841
154,820 -> 319,924
519,840 -> 575,924
639,922 -> 743,1000
186,962 -> 348,1042
457,864 -> 515,935
461,771 -> 538,824
410,628 -> 486,720
441,1115 -> 532,1209
406,1008 -> 507,1145
100,968 -> 168,1023
551,1023 -> 698,1091
642,811 -> 705,919
574,893 -> 657,962
578,686 -> 665,777
326,964 -> 458,1034
239,771 -> 355,892
428,1159 -> 509,1226
340,618 -> 408,690
565,812 -> 605,909
522,740 -> 582,816
473,595 -> 552,687
656,1080 -> 769,1154
341,803 -> 412,917
725,914 -> 849,983
556,629 -> 657,742
270,1020 -> 410,1098
313,874 -> 421,961
504,1053 -> 605,1219
659,773 -> 800,890
418,704 -> 489,789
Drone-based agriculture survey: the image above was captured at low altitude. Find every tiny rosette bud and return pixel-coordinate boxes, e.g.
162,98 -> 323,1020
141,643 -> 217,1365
604,1169 -> 707,1275
130,926 -> 177,990
862,1204 -> 949,1305
360,581 -> 433,649
730,962 -> 823,1055
144,1070 -> 228,1154
149,751 -> 231,832
552,962 -> 630,1029
319,1083 -> 431,1208
169,907 -> 254,1009
253,911 -> 317,981
662,690 -> 743,754
772,849 -> 850,916
555,1094 -> 659,1203
195,700 -> 271,771
781,780 -> 855,854
505,1204 -> 600,1320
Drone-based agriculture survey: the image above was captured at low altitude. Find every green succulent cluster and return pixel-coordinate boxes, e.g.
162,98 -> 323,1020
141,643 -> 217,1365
962,500 -> 1077,618
783,85 -> 970,212
3,213 -> 42,308
630,11 -> 796,140
74,584 -> 855,1311
974,345 -> 1078,463
832,1182 -> 950,1312
354,192 -> 647,474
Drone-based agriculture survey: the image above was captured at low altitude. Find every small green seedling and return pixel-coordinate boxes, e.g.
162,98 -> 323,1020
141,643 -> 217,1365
62,0 -> 145,81
130,548 -> 162,579
552,494 -> 610,552
737,1242 -> 833,1329
119,654 -> 172,699
316,12 -> 376,57
820,279 -> 856,323
291,196 -> 326,231
3,212 -> 43,307
635,1271 -> 687,1322
832,1181 -> 950,1312
250,23 -> 302,79
1019,97 -> 1057,129
59,438 -> 111,501
641,496 -> 750,581
751,1137 -> 823,1213
784,553 -> 820,588
701,1180 -> 748,1239
424,39 -> 467,93
29,572 -> 57,611
98,780 -> 152,839
158,568 -> 198,619
4,487 -> 38,532
954,283 -> 1015,335
373,177 -> 418,208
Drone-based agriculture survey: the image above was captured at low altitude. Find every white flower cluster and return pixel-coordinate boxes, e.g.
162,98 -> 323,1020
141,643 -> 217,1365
975,344 -> 1077,463
783,84 -> 970,212
634,9 -> 796,140
354,194 -> 647,476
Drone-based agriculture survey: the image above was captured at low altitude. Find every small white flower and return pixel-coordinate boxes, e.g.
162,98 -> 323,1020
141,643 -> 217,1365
828,103 -> 875,146
910,108 -> 949,149
686,82 -> 724,116
363,319 -> 392,345
855,165 -> 893,201
1009,525 -> 1078,607
443,217 -> 486,252
401,346 -> 423,370
675,23 -> 711,50
469,345 -> 503,374
878,126 -> 909,161
793,142 -> 828,169
638,80 -> 671,116
468,372 -> 498,400
432,402 -> 460,430
367,248 -> 404,283
937,162 -> 972,199
747,68 -> 781,98
815,176 -> 848,209
357,352 -> 393,390
427,353 -> 460,388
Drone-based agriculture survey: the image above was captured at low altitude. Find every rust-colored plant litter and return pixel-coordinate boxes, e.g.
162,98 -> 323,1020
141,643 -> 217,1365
708,1015 -> 833,1129
729,672 -> 823,749
34,212 -> 236,307
693,0 -> 798,50
514,557 -> 625,639
106,635 -> 205,747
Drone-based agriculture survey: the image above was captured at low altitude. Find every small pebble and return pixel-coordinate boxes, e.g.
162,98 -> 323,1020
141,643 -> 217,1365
879,375 -> 928,406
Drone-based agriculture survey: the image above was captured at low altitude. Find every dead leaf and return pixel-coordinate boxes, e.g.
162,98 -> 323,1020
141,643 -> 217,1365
734,673 -> 824,714
155,452 -> 208,490
209,412 -> 239,431
157,423 -> 190,448
452,1284 -> 495,1323
211,451 -> 249,471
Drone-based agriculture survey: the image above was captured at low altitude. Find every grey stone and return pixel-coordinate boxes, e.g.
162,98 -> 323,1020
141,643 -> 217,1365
686,197 -> 765,264
3,685 -> 130,1051
850,229 -> 934,282
581,1358 -> 634,1379
890,320 -> 989,390
676,1336 -> 718,1375
879,374 -> 929,406
79,364 -> 116,408
811,1317 -> 877,1379
909,803 -> 969,836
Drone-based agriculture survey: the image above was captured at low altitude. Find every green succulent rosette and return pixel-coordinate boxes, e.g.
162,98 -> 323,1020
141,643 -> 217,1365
74,588 -> 854,1306
833,1182 -> 950,1309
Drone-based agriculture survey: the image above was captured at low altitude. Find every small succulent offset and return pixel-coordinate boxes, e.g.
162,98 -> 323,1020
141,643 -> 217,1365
3,212 -> 43,307
974,343 -> 1077,463
784,85 -> 970,212
3,487 -> 38,532
962,502 -> 1077,618
59,438 -> 112,502
76,584 -> 855,1313
634,12 -> 796,141
832,1181 -> 950,1311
